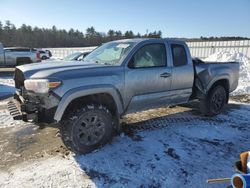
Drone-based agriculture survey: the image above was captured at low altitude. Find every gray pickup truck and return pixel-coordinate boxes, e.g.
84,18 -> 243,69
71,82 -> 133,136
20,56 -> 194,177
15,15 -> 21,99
0,42 -> 41,67
9,38 -> 239,153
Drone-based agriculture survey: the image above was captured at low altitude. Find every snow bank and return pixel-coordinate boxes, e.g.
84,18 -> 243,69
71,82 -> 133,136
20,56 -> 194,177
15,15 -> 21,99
204,51 -> 250,95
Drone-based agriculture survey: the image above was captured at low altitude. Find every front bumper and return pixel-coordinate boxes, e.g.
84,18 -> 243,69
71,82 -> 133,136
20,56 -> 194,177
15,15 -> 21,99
12,68 -> 59,123
7,91 -> 38,122
8,91 -> 58,123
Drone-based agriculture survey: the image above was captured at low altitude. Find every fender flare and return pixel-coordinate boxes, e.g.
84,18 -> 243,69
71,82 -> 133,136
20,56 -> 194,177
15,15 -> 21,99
54,84 -> 124,122
206,75 -> 230,93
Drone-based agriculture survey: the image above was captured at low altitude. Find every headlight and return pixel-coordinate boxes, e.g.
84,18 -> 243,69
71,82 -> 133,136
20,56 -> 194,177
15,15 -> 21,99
24,79 -> 61,93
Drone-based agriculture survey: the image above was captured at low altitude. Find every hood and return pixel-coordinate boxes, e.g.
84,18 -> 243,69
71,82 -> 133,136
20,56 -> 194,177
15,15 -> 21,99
16,60 -> 107,79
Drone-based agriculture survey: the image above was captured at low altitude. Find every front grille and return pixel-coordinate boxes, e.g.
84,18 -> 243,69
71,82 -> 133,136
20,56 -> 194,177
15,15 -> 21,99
14,68 -> 25,89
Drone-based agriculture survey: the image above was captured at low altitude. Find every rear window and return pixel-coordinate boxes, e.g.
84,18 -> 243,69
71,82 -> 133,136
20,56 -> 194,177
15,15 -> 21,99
171,44 -> 188,67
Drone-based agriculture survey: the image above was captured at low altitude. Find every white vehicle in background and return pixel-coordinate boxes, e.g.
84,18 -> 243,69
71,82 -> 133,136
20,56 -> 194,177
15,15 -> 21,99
63,51 -> 91,61
37,49 -> 52,60
0,42 -> 41,67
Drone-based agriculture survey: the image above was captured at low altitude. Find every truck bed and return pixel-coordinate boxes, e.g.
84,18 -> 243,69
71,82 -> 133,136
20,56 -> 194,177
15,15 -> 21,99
193,58 -> 239,95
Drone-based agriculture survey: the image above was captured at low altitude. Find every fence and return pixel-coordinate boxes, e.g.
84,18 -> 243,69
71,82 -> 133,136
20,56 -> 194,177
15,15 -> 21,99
44,46 -> 97,59
44,40 -> 250,59
186,40 -> 250,59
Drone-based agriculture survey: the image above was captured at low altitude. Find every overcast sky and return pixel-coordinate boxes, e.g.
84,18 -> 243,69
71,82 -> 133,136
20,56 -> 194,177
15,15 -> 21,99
0,0 -> 249,38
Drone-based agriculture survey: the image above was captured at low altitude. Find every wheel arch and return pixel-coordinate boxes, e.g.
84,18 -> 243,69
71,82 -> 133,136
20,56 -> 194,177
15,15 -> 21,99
54,85 -> 124,122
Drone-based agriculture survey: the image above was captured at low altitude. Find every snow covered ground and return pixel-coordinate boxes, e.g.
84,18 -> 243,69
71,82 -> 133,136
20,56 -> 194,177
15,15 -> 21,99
0,156 -> 96,188
0,99 -> 249,187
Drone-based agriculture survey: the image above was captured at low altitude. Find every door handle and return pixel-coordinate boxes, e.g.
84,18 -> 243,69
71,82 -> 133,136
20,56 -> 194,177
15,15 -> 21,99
160,72 -> 172,78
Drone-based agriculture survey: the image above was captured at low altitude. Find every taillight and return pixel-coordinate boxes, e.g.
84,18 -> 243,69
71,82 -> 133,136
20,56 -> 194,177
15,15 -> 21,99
36,52 -> 40,60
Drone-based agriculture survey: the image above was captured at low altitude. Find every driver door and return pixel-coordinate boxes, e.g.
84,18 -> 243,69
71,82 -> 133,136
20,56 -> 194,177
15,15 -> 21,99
124,43 -> 172,113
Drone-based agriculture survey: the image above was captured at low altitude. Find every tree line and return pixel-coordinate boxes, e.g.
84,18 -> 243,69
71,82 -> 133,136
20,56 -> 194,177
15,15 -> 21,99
0,20 -> 249,48
0,20 -> 162,48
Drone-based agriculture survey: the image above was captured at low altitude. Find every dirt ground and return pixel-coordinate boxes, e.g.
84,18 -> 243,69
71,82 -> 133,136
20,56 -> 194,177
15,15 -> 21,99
0,120 -> 69,171
0,95 -> 249,171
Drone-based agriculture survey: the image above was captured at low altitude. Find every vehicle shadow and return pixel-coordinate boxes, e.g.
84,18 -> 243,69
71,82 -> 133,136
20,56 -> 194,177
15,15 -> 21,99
73,102 -> 250,187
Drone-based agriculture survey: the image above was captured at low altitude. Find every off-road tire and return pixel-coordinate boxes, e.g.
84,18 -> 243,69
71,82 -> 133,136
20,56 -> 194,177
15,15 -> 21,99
60,104 -> 115,154
199,85 -> 227,116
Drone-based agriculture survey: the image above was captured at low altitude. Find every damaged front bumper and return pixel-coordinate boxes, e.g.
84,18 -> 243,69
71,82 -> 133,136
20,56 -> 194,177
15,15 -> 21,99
8,98 -> 25,121
8,90 -> 60,123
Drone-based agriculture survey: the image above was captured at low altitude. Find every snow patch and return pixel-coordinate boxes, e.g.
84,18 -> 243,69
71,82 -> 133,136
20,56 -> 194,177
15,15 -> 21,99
0,156 -> 96,188
204,51 -> 250,95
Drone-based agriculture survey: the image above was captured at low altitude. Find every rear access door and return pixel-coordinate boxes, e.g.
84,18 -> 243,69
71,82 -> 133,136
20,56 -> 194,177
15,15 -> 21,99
168,41 -> 194,104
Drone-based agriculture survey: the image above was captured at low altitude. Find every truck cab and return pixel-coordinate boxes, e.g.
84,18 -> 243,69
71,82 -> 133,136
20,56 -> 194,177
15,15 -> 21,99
123,39 -> 194,113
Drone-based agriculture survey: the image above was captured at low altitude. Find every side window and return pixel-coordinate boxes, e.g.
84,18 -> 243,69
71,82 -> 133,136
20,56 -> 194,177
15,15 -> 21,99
171,44 -> 188,67
129,44 -> 166,68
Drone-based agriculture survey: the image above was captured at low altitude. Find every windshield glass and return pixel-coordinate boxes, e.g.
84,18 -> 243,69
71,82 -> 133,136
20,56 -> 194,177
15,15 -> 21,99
84,41 -> 135,65
63,52 -> 81,61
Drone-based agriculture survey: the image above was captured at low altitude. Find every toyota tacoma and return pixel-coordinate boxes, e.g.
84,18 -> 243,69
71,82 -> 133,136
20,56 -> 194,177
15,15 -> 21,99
8,38 -> 239,153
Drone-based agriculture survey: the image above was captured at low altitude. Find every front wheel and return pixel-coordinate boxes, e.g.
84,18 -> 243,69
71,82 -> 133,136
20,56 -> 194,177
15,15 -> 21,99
199,85 -> 227,116
60,104 -> 115,154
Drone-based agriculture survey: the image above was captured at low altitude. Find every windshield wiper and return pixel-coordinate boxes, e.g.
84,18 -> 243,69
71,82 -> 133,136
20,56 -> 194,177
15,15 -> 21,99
104,62 -> 112,65
94,60 -> 111,65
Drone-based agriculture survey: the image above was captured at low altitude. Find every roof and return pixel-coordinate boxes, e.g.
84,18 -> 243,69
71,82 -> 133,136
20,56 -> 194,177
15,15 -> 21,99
109,38 -> 185,44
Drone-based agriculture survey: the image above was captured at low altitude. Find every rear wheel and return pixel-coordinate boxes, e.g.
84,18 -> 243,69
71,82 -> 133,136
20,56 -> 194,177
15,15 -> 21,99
200,85 -> 227,116
60,104 -> 115,154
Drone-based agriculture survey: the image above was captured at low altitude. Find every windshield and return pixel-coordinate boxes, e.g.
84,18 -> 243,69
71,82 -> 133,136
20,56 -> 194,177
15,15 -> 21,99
63,52 -> 82,61
84,41 -> 135,65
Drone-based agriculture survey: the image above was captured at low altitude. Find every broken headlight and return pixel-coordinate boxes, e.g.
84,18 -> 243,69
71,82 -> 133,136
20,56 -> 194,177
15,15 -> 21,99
24,79 -> 61,93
